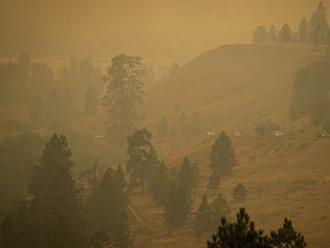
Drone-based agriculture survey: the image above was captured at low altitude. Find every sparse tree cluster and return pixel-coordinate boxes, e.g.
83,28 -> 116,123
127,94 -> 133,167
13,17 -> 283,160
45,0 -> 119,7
208,132 -> 236,189
149,161 -> 169,205
194,193 -> 231,235
207,208 -> 306,248
1,134 -> 85,248
164,157 -> 198,228
0,135 -> 132,248
86,166 -> 130,248
253,1 -> 330,46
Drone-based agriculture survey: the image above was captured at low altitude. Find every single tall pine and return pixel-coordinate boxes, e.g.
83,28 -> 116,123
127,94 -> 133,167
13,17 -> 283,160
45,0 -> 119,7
126,128 -> 158,191
28,134 -> 85,248
209,132 -> 237,175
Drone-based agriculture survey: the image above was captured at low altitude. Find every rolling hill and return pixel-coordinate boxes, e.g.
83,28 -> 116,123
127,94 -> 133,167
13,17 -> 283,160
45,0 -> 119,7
145,44 -> 314,132
130,44 -> 330,248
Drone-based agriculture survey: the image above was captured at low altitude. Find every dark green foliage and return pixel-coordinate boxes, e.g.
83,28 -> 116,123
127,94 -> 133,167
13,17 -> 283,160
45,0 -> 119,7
176,157 -> 199,192
1,201 -> 33,248
164,181 -> 192,228
126,128 -> 158,190
104,54 -> 145,163
194,195 -> 213,235
291,59 -> 330,123
0,132 -> 43,217
194,193 -> 230,236
28,134 -> 85,248
233,183 -> 247,201
88,229 -> 109,248
209,193 -> 230,227
207,208 -> 306,248
255,119 -> 280,136
164,157 -> 198,228
207,208 -> 270,248
209,132 -> 236,176
86,166 -> 130,248
270,219 -> 307,248
149,161 -> 169,205
1,134 -> 84,248
279,23 -> 293,43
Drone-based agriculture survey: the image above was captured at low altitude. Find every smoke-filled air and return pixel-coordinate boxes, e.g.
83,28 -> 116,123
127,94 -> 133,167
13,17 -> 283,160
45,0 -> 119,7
1,0 -> 330,247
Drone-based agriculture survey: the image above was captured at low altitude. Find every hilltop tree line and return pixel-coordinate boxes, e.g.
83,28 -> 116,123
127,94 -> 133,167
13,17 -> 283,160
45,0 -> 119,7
253,1 -> 329,46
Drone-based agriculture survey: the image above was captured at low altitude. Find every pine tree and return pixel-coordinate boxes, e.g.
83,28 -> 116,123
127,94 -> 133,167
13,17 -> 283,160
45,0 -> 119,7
194,195 -> 212,235
126,128 -> 158,191
207,208 -> 269,248
110,167 -> 130,248
86,166 -> 130,248
164,181 -> 192,228
176,157 -> 198,192
207,208 -> 306,248
270,219 -> 307,247
209,193 -> 230,229
0,201 -> 33,248
298,17 -> 310,42
28,134 -> 85,248
233,183 -> 248,201
310,1 -> 330,46
209,131 -> 237,176
104,54 -> 145,163
149,161 -> 169,205
279,23 -> 293,43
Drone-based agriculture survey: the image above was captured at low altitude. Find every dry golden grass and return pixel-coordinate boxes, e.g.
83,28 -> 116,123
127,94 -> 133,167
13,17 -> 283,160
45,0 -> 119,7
130,44 -> 330,247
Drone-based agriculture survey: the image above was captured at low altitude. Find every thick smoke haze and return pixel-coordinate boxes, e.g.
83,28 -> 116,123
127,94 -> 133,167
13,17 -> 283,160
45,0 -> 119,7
1,0 -> 327,59
1,0 -> 330,247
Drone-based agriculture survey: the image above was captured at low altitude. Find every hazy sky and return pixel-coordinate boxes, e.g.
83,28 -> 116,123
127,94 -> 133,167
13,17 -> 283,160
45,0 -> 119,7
0,0 -> 328,59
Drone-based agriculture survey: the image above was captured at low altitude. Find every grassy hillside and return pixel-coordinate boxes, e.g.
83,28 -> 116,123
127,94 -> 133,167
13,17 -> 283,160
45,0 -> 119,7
145,44 -> 314,131
129,44 -> 330,248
